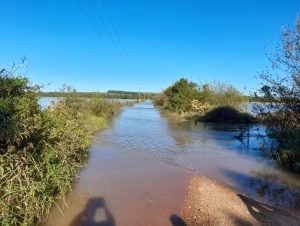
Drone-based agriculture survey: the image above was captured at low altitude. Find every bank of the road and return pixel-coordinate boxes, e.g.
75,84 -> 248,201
0,72 -> 137,226
178,176 -> 300,226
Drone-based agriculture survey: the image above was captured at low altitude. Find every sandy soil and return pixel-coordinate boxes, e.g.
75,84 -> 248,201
180,177 -> 300,226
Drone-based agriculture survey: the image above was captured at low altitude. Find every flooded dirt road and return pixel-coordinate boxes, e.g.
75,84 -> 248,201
43,101 -> 300,226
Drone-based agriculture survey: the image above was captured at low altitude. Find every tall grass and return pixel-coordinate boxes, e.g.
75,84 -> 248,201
0,72 -> 124,225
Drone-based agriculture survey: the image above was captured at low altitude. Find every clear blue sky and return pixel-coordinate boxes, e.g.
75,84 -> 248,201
0,0 -> 299,93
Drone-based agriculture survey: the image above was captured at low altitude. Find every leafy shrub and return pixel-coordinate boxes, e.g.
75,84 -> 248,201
163,78 -> 200,113
199,81 -> 246,106
268,130 -> 300,173
154,78 -> 246,115
89,98 -> 121,119
199,106 -> 256,124
0,69 -> 122,225
0,73 -> 42,155
153,93 -> 169,108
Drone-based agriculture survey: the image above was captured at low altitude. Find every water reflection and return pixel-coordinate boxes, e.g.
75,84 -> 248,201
222,168 -> 300,208
163,112 -> 265,158
44,101 -> 300,226
159,105 -> 300,210
165,123 -> 196,147
70,197 -> 115,226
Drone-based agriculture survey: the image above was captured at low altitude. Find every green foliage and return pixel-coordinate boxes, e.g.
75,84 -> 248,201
153,93 -> 169,108
88,115 -> 107,132
199,106 -> 256,124
154,78 -> 245,114
38,90 -> 157,100
158,78 -> 200,113
268,130 -> 300,173
0,71 -> 42,155
200,81 -> 246,106
0,69 -> 123,225
89,98 -> 121,119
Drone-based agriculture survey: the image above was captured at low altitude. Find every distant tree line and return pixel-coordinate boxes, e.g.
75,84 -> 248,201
38,90 -> 157,100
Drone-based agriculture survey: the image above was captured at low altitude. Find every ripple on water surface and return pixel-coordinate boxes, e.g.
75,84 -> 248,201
43,101 -> 300,226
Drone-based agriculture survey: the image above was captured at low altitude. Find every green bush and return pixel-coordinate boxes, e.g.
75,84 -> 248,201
199,106 -> 256,124
0,69 -> 122,225
267,130 -> 300,173
163,78 -> 200,113
154,78 -> 246,115
200,81 -> 246,106
153,93 -> 169,108
0,74 -> 42,155
89,98 -> 121,119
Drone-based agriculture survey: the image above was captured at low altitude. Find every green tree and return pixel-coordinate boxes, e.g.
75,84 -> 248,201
164,78 -> 199,113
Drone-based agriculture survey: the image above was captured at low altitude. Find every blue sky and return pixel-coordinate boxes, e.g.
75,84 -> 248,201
0,0 -> 299,93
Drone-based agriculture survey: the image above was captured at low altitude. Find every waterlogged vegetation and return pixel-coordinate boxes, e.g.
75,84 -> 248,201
154,19 -> 300,175
153,78 -> 250,122
0,68 -> 132,225
254,20 -> 300,174
199,106 -> 256,124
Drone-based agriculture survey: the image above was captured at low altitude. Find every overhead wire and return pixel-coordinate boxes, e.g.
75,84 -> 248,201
89,0 -> 127,64
75,0 -> 122,64
99,0 -> 132,64
75,0 -> 135,80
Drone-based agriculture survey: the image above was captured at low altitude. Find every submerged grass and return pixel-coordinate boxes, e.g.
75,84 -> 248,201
265,129 -> 300,174
0,73 -> 128,225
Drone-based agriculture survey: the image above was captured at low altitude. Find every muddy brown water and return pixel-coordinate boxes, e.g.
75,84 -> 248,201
42,101 -> 300,226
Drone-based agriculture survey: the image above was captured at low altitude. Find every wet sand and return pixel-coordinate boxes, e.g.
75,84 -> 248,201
182,177 -> 300,226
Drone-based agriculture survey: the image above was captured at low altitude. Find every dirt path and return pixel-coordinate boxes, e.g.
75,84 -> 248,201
180,177 -> 300,226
